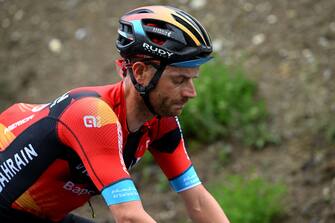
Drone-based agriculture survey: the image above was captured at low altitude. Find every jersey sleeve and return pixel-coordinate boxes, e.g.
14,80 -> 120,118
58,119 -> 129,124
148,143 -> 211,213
149,117 -> 201,192
57,97 -> 140,205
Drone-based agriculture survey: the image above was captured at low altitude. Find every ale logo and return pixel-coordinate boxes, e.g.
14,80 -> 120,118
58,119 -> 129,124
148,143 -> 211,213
83,115 -> 101,128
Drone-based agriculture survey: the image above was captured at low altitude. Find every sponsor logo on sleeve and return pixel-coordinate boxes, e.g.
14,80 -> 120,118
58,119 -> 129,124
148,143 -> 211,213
83,115 -> 101,128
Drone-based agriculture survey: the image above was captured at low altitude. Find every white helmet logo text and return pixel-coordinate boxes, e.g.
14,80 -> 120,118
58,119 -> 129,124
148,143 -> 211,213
142,42 -> 174,58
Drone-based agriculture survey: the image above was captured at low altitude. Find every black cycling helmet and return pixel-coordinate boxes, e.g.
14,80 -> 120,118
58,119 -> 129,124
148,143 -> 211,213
117,5 -> 212,66
116,5 -> 213,115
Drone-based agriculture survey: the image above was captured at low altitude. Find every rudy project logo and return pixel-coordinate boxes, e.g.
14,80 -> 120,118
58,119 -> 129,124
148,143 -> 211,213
142,43 -> 173,58
83,115 -> 101,128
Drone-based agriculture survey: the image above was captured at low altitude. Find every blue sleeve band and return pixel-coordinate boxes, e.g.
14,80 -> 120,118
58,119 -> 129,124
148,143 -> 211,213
169,166 -> 201,192
101,179 -> 140,205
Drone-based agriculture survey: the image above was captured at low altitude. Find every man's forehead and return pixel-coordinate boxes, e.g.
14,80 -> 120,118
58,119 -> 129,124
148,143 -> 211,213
165,66 -> 200,78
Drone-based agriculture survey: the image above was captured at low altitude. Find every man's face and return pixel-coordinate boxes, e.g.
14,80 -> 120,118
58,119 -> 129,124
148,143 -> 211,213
149,65 -> 199,117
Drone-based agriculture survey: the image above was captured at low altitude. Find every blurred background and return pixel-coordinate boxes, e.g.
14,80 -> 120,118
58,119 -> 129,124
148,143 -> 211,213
1,0 -> 334,222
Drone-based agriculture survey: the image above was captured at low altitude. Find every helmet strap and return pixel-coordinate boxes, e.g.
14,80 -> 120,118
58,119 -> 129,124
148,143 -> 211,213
126,60 -> 166,116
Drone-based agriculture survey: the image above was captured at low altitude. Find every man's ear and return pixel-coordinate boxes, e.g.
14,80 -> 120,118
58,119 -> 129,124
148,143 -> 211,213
132,62 -> 152,85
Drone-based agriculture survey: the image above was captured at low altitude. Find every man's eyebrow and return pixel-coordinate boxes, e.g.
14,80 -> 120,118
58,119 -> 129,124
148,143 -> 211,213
173,73 -> 199,78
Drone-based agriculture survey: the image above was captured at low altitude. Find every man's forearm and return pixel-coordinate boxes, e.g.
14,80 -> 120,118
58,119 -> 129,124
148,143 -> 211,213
109,201 -> 157,223
181,185 -> 230,223
113,210 -> 157,223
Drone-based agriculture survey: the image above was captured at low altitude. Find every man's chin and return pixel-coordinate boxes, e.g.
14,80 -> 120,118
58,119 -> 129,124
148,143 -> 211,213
175,108 -> 183,116
170,107 -> 184,116
158,108 -> 183,117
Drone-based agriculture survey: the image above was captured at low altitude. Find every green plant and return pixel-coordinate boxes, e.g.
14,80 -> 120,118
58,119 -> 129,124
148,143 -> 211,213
180,56 -> 278,148
133,152 -> 170,192
208,175 -> 286,223
324,120 -> 335,144
155,171 -> 170,192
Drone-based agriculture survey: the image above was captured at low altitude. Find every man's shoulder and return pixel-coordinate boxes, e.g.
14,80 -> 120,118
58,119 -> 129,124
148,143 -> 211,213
67,82 -> 123,107
53,83 -> 123,119
69,82 -> 121,99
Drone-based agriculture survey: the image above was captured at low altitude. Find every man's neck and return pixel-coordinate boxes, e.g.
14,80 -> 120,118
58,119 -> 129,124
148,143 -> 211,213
123,78 -> 154,132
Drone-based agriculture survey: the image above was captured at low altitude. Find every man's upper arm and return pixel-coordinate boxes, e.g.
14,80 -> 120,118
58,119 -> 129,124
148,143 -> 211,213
57,97 -> 140,205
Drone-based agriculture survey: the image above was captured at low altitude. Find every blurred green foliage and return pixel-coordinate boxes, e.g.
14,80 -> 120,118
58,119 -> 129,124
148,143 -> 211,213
208,175 -> 286,223
134,152 -> 170,192
180,56 -> 278,149
324,120 -> 335,144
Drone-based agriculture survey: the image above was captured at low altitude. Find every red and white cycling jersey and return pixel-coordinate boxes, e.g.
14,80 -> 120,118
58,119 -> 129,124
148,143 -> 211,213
0,81 -> 200,221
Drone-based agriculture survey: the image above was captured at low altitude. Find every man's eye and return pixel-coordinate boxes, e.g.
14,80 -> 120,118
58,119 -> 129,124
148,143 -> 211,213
173,77 -> 184,84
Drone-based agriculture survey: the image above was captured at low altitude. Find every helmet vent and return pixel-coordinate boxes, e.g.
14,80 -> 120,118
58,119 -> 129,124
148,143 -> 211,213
187,15 -> 212,47
118,35 -> 132,46
174,11 -> 211,47
126,8 -> 153,15
120,23 -> 133,34
175,10 -> 201,33
172,15 -> 203,46
143,20 -> 168,45
118,23 -> 134,45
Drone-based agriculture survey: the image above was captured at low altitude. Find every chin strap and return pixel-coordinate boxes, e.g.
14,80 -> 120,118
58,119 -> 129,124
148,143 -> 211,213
125,59 -> 166,116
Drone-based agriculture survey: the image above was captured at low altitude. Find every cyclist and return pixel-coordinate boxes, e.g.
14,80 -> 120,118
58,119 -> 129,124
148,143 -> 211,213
0,5 -> 230,223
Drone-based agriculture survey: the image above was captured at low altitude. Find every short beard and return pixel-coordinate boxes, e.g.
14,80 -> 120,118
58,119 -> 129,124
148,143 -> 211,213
153,95 -> 182,117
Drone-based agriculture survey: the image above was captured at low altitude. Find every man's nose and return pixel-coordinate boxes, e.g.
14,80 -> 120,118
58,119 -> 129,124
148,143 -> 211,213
182,79 -> 197,98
